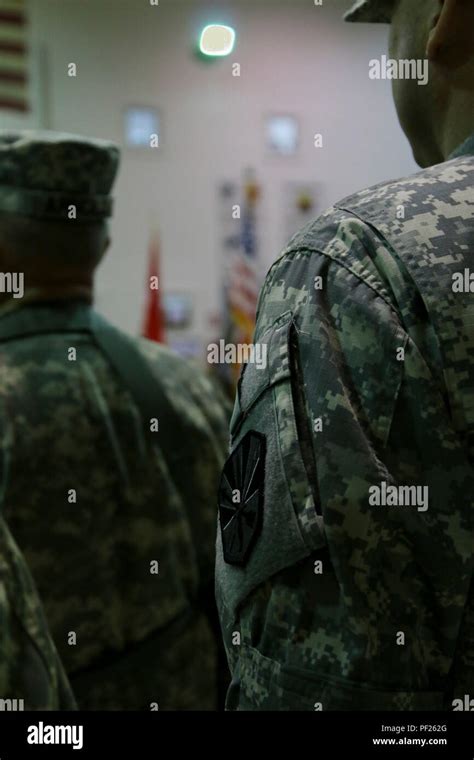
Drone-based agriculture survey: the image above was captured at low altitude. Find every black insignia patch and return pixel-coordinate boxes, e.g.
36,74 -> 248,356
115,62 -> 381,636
218,430 -> 266,566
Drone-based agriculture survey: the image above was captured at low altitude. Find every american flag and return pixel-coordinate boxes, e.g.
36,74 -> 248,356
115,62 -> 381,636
0,0 -> 29,112
228,200 -> 260,340
225,174 -> 261,382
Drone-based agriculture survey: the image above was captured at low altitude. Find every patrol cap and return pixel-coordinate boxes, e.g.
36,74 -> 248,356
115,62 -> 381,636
345,0 -> 396,23
0,131 -> 120,222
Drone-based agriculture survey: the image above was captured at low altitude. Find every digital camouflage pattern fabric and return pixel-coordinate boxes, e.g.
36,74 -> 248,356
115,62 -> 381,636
216,141 -> 474,710
0,301 -> 229,710
0,516 -> 76,710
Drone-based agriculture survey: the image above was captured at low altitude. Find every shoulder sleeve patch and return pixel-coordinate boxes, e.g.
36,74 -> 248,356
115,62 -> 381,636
218,430 -> 266,566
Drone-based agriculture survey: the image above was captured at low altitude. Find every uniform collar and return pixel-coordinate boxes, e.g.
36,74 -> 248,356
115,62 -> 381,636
0,299 -> 93,343
0,290 -> 92,321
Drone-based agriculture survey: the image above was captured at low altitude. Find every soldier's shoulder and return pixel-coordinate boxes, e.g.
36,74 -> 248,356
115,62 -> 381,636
134,336 -> 210,392
335,153 -> 474,227
134,336 -> 191,375
280,155 -> 474,259
261,156 -> 474,307
133,336 -> 229,434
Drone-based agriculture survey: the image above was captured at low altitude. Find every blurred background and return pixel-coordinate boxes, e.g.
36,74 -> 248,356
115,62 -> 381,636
1,0 -> 417,378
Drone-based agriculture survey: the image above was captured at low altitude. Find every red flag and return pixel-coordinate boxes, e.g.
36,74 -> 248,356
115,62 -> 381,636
142,233 -> 165,343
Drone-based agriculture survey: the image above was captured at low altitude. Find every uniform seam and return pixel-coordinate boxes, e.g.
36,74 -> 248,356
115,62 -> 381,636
264,243 -> 403,328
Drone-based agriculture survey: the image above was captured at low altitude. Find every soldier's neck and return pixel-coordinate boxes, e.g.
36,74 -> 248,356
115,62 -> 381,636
440,95 -> 474,160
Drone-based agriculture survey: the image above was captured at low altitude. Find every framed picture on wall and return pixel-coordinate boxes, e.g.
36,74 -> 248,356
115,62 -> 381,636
124,106 -> 161,148
265,114 -> 299,156
163,292 -> 194,329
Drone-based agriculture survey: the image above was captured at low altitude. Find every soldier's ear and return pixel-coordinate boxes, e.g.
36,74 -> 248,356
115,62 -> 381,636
426,0 -> 474,78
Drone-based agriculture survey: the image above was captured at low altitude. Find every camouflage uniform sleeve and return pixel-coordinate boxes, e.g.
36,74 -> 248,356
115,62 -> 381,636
0,517 -> 76,710
216,231 -> 472,709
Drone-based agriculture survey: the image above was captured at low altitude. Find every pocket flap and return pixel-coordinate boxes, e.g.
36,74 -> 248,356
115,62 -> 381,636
235,644 -> 445,711
230,311 -> 293,440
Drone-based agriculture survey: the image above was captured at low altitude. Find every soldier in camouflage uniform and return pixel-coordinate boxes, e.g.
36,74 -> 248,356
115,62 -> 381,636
0,516 -> 76,710
0,131 -> 229,710
217,0 -> 474,709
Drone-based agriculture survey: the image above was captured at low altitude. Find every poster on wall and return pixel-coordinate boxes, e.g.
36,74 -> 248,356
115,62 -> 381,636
283,181 -> 320,244
163,293 -> 199,358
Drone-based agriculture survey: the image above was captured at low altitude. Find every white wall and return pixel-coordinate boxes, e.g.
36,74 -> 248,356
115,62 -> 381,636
3,0 -> 418,351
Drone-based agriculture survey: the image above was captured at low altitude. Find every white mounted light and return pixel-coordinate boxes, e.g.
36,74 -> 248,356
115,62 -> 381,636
199,24 -> 236,57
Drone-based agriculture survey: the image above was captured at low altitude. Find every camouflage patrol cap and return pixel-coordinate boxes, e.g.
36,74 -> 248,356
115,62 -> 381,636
0,131 -> 120,222
345,0 -> 396,23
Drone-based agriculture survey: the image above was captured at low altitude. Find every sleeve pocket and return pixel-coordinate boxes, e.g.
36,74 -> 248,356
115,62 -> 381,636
236,644 -> 445,711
